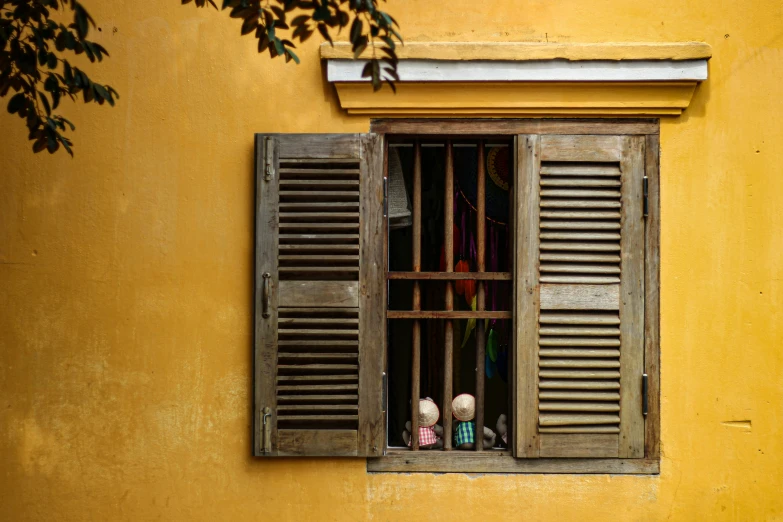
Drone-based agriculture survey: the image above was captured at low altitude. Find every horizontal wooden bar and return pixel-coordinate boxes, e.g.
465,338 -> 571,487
387,271 -> 512,281
370,118 -> 660,136
387,311 -> 512,320
368,454 -> 659,474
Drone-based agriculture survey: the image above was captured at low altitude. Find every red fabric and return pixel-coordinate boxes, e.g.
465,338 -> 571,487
408,426 -> 440,447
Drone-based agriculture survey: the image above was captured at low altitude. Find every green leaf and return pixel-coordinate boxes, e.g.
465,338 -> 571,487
349,17 -> 362,44
7,92 -> 26,114
38,90 -> 51,115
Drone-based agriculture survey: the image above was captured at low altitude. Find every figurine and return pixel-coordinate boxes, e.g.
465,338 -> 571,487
452,393 -> 496,450
402,398 -> 444,449
496,414 -> 508,446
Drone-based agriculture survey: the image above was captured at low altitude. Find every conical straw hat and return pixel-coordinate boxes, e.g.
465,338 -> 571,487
418,398 -> 439,427
451,393 -> 475,422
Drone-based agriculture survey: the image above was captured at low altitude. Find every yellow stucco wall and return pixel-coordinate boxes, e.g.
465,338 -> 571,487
1,0 -> 782,520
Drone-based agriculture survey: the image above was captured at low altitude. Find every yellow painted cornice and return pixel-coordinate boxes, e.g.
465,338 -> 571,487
320,41 -> 712,61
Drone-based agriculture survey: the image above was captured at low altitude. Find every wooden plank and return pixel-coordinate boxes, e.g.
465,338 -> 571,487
277,395 -> 359,403
540,135 -> 624,162
254,134 -> 280,456
358,133 -> 386,457
387,271 -> 511,280
539,349 -> 621,358
278,281 -> 358,308
540,179 -> 621,187
279,212 -> 360,222
540,165 -> 621,176
277,430 -> 358,456
538,369 -> 621,379
539,221 -> 621,230
370,118 -> 660,136
539,359 -> 620,368
540,200 -> 621,209
515,134 -> 541,457
540,275 -> 621,284
539,391 -> 621,401
475,141 -> 486,452
539,231 -> 621,241
540,242 -> 621,251
539,337 -> 620,347
277,405 -> 359,412
540,210 -> 621,219
540,253 -> 621,263
619,136 -> 646,459
539,313 -> 619,325
276,384 -> 359,393
540,189 -> 621,198
277,375 -> 358,383
272,134 -> 362,159
539,326 -> 620,336
538,426 -> 620,434
539,402 -> 620,412
645,133 -> 661,460
367,454 -> 660,474
539,434 -> 620,458
539,380 -> 620,390
443,140 -> 454,451
539,413 -> 620,426
387,311 -> 512,320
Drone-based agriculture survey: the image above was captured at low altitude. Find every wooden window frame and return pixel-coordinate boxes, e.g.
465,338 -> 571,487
368,119 -> 660,474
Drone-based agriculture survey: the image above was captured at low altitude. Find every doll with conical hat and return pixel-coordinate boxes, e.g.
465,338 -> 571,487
452,394 -> 497,450
402,398 -> 444,450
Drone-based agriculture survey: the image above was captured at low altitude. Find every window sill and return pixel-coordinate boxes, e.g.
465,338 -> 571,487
368,452 -> 660,474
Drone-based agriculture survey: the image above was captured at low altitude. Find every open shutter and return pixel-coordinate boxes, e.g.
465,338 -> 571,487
254,133 -> 385,457
515,134 -> 645,458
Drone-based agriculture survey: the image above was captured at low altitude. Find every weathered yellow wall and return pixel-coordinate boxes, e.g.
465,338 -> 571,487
1,0 -> 782,519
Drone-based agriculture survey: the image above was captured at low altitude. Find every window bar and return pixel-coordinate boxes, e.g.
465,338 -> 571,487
443,140 -> 454,451
475,140 -> 486,451
411,141 -> 422,451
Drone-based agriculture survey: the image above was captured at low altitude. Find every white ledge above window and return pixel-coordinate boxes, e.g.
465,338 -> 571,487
320,42 -> 711,117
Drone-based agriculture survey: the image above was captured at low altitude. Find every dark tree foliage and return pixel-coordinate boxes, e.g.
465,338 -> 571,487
0,0 -> 118,156
185,0 -> 401,89
1,0 -> 401,157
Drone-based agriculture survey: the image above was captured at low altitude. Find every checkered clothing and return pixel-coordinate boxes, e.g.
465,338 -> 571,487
454,421 -> 475,446
408,426 -> 440,447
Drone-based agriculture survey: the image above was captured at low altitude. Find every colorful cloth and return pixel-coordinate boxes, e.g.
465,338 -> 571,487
454,421 -> 476,446
408,426 -> 440,447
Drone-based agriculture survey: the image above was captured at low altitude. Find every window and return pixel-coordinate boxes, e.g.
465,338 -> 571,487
253,120 -> 660,474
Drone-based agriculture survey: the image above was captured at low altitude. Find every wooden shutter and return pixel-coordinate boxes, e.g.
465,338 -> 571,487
515,134 -> 645,459
254,133 -> 385,457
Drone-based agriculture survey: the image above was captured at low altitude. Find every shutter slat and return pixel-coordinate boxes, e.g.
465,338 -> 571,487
539,414 -> 621,426
539,348 -> 621,358
540,253 -> 621,263
539,426 -> 620,433
539,359 -> 620,368
540,210 -> 622,219
539,390 -> 621,401
539,313 -> 620,325
540,221 -> 621,230
540,179 -> 621,187
539,337 -> 620,347
538,369 -> 621,379
540,189 -> 622,198
539,402 -> 620,412
539,380 -> 621,390
540,264 -> 621,274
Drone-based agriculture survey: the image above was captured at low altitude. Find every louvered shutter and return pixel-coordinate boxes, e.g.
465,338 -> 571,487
254,133 -> 385,457
515,134 -> 645,458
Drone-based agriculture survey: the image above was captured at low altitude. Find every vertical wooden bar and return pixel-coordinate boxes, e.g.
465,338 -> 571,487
475,141 -> 486,451
411,141 -> 422,451
443,140 -> 454,451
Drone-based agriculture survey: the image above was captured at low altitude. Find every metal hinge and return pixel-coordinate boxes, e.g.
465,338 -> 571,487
642,374 -> 649,417
262,406 -> 272,454
643,176 -> 649,217
383,176 -> 388,218
264,137 -> 274,182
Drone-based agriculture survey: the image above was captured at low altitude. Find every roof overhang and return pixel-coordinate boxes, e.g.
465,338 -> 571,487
321,42 -> 711,117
